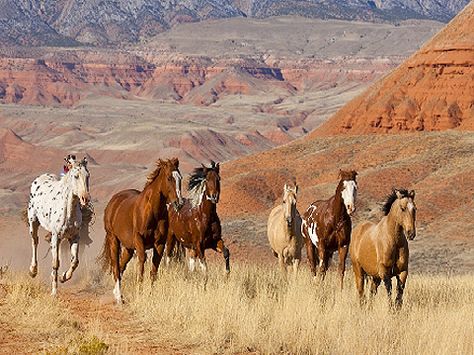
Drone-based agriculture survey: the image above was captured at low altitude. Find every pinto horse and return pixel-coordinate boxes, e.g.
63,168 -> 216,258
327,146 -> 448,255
101,158 -> 183,304
27,157 -> 90,296
267,182 -> 303,275
301,170 -> 357,289
165,161 -> 230,273
350,189 -> 416,309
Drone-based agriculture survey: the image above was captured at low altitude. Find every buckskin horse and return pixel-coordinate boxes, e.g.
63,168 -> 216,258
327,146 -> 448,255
165,161 -> 230,273
100,158 -> 183,304
350,189 -> 416,309
26,157 -> 91,296
267,181 -> 303,276
301,170 -> 358,289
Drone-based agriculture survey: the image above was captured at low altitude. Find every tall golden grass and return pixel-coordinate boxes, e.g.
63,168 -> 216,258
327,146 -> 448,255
1,262 -> 473,354
125,262 -> 474,354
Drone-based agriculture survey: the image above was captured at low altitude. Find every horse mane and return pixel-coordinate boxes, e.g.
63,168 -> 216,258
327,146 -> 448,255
188,161 -> 219,208
144,160 -> 165,188
382,189 -> 409,216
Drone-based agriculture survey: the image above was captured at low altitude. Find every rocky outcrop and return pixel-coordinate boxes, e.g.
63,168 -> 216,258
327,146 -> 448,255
312,2 -> 474,135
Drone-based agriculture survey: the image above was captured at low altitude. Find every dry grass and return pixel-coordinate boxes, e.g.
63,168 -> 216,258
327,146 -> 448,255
124,262 -> 474,354
0,271 -> 108,354
1,262 -> 473,354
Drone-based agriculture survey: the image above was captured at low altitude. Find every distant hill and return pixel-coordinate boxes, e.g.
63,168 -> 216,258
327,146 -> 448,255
0,0 -> 469,46
311,1 -> 474,135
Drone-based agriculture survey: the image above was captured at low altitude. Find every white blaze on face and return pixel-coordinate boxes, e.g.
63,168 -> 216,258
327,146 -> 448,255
341,180 -> 357,215
172,170 -> 182,202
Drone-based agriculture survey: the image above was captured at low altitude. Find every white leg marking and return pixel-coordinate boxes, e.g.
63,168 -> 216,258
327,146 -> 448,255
113,279 -> 122,304
188,257 -> 196,272
50,233 -> 59,296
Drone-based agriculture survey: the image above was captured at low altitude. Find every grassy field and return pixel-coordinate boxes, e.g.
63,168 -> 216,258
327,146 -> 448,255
0,261 -> 473,354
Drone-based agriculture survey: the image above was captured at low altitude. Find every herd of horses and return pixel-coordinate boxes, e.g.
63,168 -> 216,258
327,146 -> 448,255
25,156 -> 416,309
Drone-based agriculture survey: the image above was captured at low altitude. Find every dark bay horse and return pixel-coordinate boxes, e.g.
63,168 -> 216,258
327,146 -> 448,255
165,161 -> 230,273
301,170 -> 358,289
100,158 -> 183,304
350,189 -> 416,309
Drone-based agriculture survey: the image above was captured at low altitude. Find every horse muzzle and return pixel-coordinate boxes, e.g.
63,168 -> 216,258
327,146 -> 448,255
207,194 -> 219,204
346,205 -> 356,216
406,230 -> 416,240
80,194 -> 90,207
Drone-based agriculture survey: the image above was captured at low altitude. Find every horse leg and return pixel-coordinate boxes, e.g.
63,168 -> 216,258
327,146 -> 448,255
395,271 -> 407,310
187,248 -> 197,272
292,258 -> 300,277
119,248 -> 134,275
352,262 -> 365,306
215,239 -> 230,273
28,219 -> 40,278
369,277 -> 381,297
50,233 -> 60,296
277,253 -> 287,276
305,238 -> 317,278
109,235 -> 122,304
60,235 -> 79,283
196,243 -> 207,273
383,276 -> 393,309
338,244 -> 348,290
151,243 -> 165,283
318,246 -> 328,281
164,231 -> 176,267
135,235 -> 146,283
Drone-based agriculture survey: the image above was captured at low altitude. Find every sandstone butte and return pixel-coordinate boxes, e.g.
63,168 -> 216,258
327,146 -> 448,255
310,2 -> 474,136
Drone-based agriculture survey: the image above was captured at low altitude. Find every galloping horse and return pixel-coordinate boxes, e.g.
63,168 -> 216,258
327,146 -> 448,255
165,161 -> 230,273
350,189 -> 416,309
267,182 -> 303,275
101,158 -> 183,304
301,170 -> 357,289
27,157 -> 90,296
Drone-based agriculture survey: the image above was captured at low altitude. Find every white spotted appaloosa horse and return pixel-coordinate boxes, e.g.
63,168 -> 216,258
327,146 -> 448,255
301,170 -> 358,289
27,157 -> 90,296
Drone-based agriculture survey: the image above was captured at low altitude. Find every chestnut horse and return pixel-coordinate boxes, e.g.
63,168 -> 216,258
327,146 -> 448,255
267,182 -> 303,275
100,158 -> 183,304
165,161 -> 230,273
350,189 -> 416,309
301,170 -> 357,289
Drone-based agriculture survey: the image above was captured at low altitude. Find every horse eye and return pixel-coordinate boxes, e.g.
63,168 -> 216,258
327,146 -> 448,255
74,175 -> 79,179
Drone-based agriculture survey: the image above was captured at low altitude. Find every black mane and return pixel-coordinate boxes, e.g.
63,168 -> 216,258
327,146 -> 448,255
188,161 -> 218,191
382,189 -> 409,215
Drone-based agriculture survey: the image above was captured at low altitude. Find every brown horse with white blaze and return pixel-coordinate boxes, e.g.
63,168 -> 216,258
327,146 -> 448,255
301,170 -> 357,289
350,189 -> 416,309
100,158 -> 183,304
165,161 -> 230,273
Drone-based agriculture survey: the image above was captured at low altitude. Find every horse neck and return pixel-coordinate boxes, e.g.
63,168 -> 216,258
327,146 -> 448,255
60,176 -> 79,222
333,181 -> 346,220
143,173 -> 165,206
385,205 -> 406,245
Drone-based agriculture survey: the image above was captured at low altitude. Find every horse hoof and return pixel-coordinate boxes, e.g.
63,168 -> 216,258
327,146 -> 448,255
29,267 -> 38,278
59,273 -> 69,283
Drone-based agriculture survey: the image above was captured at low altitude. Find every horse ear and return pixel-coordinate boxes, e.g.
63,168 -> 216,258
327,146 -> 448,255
215,162 -> 220,174
295,184 -> 298,194
172,157 -> 179,168
284,183 -> 289,192
409,190 -> 415,199
395,189 -> 403,199
82,156 -> 88,166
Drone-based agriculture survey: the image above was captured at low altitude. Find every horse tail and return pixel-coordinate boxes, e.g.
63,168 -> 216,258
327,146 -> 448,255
21,206 -> 29,225
98,232 -> 113,273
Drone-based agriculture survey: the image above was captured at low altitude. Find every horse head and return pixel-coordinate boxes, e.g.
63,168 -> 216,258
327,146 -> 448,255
162,158 -> 183,211
339,170 -> 358,216
68,157 -> 91,207
204,161 -> 220,204
394,189 -> 417,240
283,182 -> 298,227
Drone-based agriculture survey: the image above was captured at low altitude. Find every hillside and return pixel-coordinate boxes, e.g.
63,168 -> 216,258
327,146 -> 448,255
311,1 -> 474,135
